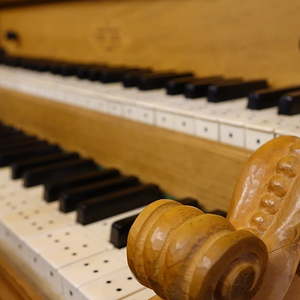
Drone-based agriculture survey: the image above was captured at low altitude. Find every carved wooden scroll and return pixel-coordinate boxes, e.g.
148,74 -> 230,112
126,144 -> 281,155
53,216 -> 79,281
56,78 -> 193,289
127,136 -> 300,300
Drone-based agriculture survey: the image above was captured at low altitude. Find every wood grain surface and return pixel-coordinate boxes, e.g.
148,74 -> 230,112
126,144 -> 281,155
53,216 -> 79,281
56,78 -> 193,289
0,0 -> 299,86
0,246 -> 48,300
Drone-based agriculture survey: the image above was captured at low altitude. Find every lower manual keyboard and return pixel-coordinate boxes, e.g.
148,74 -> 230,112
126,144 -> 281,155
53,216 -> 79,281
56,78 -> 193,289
0,123 -> 226,300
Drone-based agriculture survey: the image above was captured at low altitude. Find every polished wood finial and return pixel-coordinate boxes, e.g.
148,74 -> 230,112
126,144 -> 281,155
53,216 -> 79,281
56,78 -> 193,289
127,136 -> 300,300
127,200 -> 268,300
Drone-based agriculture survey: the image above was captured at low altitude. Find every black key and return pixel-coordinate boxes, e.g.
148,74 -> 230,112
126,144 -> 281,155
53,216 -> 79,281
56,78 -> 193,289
110,214 -> 138,249
0,136 -> 38,151
178,197 -> 205,211
278,92 -> 300,115
59,176 -> 139,213
11,152 -> 79,179
0,140 -> 48,153
86,65 -> 109,81
23,159 -> 97,187
100,67 -> 139,83
44,168 -> 120,202
138,72 -> 193,90
207,79 -> 268,103
209,209 -> 227,218
49,61 -> 61,74
59,63 -> 81,77
122,69 -> 153,87
0,145 -> 61,167
184,78 -> 242,99
0,130 -> 24,139
76,64 -> 102,79
0,133 -> 34,143
247,86 -> 300,110
77,184 -> 163,225
166,76 -> 222,96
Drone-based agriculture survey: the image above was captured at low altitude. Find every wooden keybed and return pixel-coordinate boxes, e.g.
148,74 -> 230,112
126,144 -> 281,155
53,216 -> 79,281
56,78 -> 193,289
0,0 -> 299,299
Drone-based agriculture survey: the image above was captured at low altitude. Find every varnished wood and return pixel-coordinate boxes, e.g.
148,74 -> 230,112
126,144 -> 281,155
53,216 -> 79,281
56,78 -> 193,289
229,136 -> 300,300
128,136 -> 300,300
0,247 -> 49,300
0,0 -> 299,86
0,87 -> 250,211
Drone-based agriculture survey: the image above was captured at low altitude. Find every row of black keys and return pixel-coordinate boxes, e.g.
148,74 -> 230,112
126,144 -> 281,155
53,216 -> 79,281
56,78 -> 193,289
1,54 -> 300,115
0,123 -> 226,248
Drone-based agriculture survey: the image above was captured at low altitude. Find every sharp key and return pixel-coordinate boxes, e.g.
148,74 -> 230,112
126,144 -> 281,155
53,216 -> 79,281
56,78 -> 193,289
166,76 -> 222,95
100,67 -> 140,83
0,144 -> 61,167
0,140 -> 48,153
11,152 -> 79,179
0,136 -> 39,151
278,91 -> 300,115
44,168 -> 121,202
110,214 -> 138,248
184,77 -> 241,99
23,158 -> 97,187
59,176 -> 139,213
122,69 -> 153,87
77,184 -> 163,225
207,79 -> 269,102
247,86 -> 300,110
138,72 -> 193,90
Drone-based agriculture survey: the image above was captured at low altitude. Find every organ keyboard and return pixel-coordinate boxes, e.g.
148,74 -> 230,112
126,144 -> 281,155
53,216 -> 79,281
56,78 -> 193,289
0,122 -> 217,299
0,0 -> 299,298
1,57 -> 300,152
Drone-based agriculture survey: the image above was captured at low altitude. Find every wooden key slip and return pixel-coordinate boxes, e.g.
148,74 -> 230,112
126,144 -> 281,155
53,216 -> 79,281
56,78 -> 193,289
127,136 -> 300,300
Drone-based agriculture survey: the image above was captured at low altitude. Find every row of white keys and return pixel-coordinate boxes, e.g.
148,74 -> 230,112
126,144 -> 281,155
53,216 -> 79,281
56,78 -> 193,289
0,168 -> 153,299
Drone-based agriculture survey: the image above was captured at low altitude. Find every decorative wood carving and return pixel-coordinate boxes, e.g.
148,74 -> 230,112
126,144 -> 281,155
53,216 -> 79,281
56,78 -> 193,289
127,136 -> 300,300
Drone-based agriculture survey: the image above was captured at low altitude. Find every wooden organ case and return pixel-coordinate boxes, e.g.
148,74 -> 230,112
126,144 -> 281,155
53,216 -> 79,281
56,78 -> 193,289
0,0 -> 299,299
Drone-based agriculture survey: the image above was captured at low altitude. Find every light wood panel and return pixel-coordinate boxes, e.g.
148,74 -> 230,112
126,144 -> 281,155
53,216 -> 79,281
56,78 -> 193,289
0,87 -> 250,210
0,246 -> 48,300
0,0 -> 299,86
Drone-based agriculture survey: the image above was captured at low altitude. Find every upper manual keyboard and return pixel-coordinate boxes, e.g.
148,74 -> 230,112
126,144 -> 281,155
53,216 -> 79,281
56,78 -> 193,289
0,55 -> 299,152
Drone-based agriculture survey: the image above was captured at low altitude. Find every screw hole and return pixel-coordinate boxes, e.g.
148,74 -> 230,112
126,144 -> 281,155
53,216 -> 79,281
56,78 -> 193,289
84,263 -> 89,266
229,133 -> 233,138
116,288 -> 122,292
106,280 -> 111,284
93,270 -> 99,273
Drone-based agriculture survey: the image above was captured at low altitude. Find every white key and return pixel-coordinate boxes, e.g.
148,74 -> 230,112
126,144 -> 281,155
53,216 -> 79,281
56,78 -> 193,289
78,267 -> 143,300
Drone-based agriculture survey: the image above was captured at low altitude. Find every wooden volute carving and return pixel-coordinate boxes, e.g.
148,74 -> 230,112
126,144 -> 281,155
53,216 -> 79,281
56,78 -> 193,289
127,136 -> 300,300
